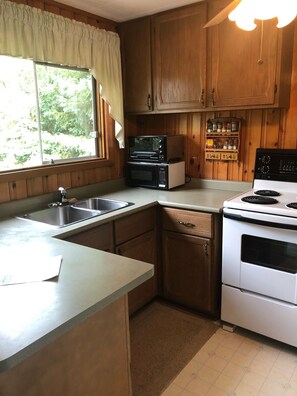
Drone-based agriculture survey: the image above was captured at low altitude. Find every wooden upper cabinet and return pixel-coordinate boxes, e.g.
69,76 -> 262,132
152,3 -> 207,111
119,1 -> 294,114
118,17 -> 153,113
207,0 -> 294,109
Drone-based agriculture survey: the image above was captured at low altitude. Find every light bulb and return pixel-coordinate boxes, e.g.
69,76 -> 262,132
276,1 -> 297,28
235,17 -> 257,31
228,0 -> 297,31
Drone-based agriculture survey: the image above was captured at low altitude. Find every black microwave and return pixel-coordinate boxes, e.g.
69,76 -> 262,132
125,161 -> 185,190
128,135 -> 184,163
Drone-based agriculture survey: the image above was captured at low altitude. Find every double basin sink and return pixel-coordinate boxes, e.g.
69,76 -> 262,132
17,198 -> 134,228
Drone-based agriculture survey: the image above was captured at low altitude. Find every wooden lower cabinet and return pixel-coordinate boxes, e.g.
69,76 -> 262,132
64,205 -> 221,317
65,222 -> 114,252
162,231 -> 213,312
161,207 -> 221,317
0,296 -> 132,396
116,230 -> 157,315
65,208 -> 158,316
115,208 -> 158,316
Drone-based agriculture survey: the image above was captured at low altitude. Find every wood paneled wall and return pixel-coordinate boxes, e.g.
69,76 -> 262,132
10,0 -> 117,31
133,108 -> 291,183
1,2 -> 297,204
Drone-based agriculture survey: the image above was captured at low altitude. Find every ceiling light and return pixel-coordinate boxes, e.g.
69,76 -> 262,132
228,0 -> 297,31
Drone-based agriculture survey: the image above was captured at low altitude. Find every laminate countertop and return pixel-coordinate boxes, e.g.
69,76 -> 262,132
0,178 -> 251,372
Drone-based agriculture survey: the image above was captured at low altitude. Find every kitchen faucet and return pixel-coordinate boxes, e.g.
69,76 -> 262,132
48,186 -> 69,207
58,186 -> 68,204
48,187 -> 77,207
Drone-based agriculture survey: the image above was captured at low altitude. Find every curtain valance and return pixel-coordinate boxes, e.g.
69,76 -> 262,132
0,0 -> 125,148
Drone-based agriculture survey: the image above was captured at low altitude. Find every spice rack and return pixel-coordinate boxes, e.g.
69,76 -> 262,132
205,117 -> 241,161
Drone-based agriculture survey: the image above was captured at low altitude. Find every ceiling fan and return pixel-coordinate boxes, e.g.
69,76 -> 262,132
204,0 -> 297,31
204,0 -> 240,29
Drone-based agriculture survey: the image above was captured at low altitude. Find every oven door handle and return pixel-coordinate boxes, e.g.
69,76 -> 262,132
224,212 -> 297,231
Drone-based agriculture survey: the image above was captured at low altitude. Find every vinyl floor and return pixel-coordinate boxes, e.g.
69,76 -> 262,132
162,326 -> 297,396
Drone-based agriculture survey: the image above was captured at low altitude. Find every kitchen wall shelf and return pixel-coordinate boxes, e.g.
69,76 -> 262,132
205,117 -> 241,161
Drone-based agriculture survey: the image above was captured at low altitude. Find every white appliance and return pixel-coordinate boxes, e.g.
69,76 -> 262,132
221,148 -> 297,347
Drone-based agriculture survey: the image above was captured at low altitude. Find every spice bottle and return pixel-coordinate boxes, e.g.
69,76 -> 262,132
207,138 -> 214,148
231,121 -> 238,132
207,119 -> 212,132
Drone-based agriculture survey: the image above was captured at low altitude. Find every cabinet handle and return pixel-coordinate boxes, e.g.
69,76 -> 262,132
177,221 -> 196,228
147,94 -> 152,110
211,88 -> 215,106
200,89 -> 205,107
204,243 -> 209,256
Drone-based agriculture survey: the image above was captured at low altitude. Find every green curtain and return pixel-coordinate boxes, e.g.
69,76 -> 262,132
0,0 -> 125,148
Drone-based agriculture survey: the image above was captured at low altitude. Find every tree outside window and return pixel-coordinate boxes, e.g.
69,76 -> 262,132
0,55 -> 99,172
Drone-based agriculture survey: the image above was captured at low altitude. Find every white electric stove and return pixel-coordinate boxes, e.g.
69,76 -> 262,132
221,148 -> 297,347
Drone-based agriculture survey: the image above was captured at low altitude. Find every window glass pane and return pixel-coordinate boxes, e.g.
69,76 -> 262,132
35,63 -> 96,163
0,55 -> 98,172
0,56 -> 40,169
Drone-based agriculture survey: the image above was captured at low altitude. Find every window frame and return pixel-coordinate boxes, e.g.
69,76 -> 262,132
0,61 -> 114,183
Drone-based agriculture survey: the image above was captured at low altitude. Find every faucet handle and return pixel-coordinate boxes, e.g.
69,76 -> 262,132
58,186 -> 68,203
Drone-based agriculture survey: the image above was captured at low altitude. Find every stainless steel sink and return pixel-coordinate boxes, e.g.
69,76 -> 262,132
73,198 -> 133,213
16,198 -> 134,227
16,205 -> 101,228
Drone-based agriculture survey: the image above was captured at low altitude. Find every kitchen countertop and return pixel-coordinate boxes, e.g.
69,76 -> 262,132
0,178 -> 250,373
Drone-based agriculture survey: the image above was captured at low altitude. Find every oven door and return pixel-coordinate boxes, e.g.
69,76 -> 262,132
222,208 -> 297,303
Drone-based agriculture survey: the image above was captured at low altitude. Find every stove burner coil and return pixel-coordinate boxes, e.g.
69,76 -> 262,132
241,196 -> 278,204
287,202 -> 297,209
254,190 -> 280,197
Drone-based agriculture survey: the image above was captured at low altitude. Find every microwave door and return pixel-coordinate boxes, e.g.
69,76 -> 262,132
126,163 -> 159,188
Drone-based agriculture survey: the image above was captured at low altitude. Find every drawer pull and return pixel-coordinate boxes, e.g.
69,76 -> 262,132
177,221 -> 196,228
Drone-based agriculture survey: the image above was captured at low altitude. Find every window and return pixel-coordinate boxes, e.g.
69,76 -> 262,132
0,55 -> 101,172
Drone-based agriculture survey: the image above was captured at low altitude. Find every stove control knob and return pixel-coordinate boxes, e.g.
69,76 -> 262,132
261,155 -> 271,164
261,165 -> 270,174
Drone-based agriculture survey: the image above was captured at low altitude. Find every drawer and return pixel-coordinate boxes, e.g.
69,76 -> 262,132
114,207 -> 156,245
162,207 -> 213,238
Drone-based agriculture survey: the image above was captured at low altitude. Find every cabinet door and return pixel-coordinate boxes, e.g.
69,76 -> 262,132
118,17 -> 153,113
152,3 -> 207,111
207,0 -> 294,108
65,222 -> 114,252
116,230 -> 157,316
162,230 -> 216,315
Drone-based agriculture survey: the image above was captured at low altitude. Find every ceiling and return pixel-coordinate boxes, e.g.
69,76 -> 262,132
55,0 -> 203,22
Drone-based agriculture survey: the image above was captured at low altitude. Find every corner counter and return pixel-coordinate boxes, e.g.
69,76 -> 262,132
0,178 -> 250,395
